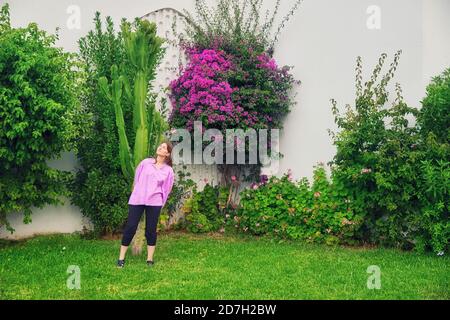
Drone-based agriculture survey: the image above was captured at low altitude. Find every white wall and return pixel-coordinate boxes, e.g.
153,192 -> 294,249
422,0 -> 450,87
1,0 -> 449,239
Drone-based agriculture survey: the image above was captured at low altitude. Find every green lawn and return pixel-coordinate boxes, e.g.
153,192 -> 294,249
0,231 -> 448,300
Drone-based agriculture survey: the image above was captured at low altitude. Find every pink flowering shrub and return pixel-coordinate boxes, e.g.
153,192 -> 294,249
169,43 -> 299,135
169,48 -> 259,131
168,36 -> 299,187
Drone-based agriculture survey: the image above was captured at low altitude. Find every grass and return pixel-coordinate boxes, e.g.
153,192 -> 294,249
0,230 -> 448,300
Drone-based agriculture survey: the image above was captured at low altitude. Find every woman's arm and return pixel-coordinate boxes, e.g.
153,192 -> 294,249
161,169 -> 175,206
131,159 -> 146,192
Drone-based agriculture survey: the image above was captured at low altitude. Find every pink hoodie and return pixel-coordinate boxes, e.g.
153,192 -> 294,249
128,158 -> 175,207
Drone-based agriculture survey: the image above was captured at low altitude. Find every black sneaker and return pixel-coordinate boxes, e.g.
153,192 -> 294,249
147,260 -> 155,267
117,259 -> 126,268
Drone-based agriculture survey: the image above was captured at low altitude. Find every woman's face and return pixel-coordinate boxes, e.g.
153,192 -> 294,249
156,143 -> 170,158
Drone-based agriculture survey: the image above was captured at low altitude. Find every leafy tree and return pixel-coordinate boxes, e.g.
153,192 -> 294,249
0,3 -> 88,232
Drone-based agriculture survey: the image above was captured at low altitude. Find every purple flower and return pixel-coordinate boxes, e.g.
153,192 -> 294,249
169,47 -> 261,131
169,42 -> 297,144
260,174 -> 269,184
256,53 -> 278,71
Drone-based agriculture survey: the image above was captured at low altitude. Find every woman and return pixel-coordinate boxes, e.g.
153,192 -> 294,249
117,142 -> 175,268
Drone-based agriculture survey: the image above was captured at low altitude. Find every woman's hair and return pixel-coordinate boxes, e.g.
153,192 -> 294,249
156,141 -> 173,167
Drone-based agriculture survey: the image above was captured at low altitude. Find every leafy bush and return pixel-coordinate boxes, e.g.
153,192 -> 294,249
236,60 -> 449,254
234,165 -> 362,245
70,168 -> 130,235
414,68 -> 450,253
169,48 -> 258,131
0,4 -> 88,232
329,53 -> 449,253
171,0 -> 302,134
69,13 -> 136,235
418,68 -> 450,143
413,135 -> 449,253
160,166 -> 196,229
182,184 -> 230,233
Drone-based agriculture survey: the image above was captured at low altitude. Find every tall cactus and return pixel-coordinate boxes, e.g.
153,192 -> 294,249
99,19 -> 166,255
99,66 -> 135,180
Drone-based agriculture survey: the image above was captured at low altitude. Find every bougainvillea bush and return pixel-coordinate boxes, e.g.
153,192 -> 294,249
169,44 -> 298,133
169,1 -> 302,189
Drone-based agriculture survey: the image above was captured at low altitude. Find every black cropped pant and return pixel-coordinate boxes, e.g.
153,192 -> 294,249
121,205 -> 162,246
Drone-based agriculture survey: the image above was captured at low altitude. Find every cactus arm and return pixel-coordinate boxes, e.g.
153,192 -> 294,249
114,92 -> 134,181
120,75 -> 133,103
99,66 -> 134,181
98,77 -> 112,101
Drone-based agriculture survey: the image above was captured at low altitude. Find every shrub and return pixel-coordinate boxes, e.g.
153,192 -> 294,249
169,45 -> 298,133
182,184 -> 230,233
234,165 -> 362,244
68,13 -> 132,235
0,4 -> 87,232
160,166 -> 196,228
414,68 -> 450,253
418,68 -> 450,143
169,48 -> 257,132
413,135 -> 449,253
329,53 -> 449,253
